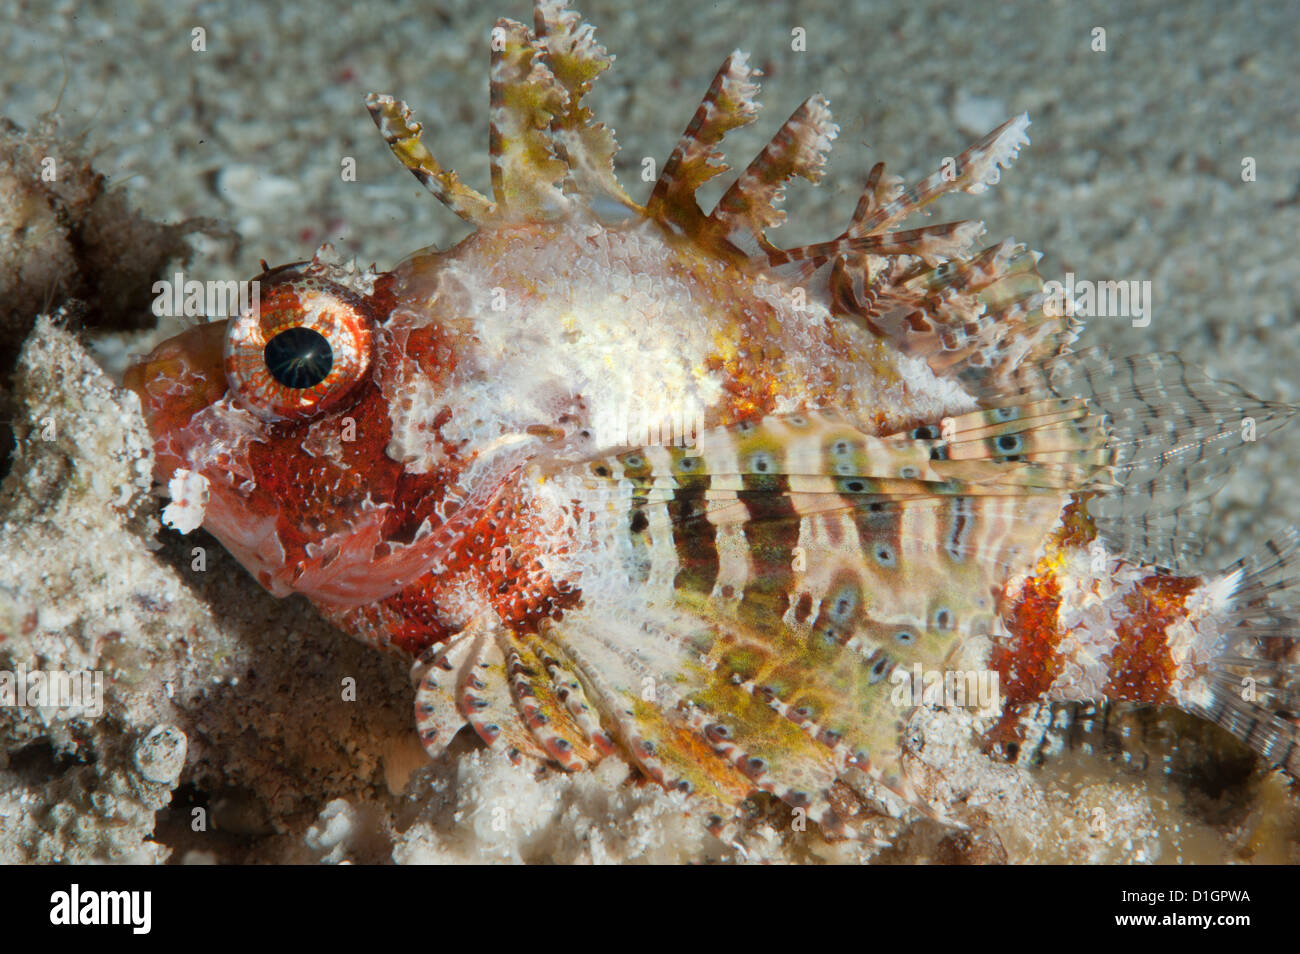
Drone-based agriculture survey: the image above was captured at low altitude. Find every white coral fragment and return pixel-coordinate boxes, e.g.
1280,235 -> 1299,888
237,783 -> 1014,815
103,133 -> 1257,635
161,468 -> 209,534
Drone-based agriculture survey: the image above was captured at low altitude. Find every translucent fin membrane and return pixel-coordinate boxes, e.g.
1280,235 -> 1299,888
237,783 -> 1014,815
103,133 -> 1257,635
1194,531 -> 1300,776
978,348 -> 1298,569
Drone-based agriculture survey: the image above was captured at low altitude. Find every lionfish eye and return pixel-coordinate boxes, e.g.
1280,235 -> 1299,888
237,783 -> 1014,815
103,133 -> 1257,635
224,273 -> 375,421
264,326 -> 333,389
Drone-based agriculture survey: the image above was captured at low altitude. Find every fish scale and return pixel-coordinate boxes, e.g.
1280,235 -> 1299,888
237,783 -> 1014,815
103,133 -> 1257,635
124,0 -> 1300,846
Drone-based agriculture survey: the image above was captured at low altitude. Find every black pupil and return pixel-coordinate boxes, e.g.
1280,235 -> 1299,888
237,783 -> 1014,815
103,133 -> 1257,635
264,327 -> 333,389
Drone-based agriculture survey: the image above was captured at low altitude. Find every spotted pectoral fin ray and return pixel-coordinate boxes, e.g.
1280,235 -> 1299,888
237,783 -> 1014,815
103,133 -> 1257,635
412,627 -> 478,755
980,348 -> 1298,569
420,620 -> 545,764
546,606 -> 869,836
517,410 -> 1105,830
503,631 -> 610,769
413,614 -> 611,770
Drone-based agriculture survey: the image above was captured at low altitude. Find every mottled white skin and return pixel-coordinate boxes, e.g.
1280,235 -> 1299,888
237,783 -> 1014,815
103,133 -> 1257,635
381,216 -> 975,481
1167,572 -> 1242,711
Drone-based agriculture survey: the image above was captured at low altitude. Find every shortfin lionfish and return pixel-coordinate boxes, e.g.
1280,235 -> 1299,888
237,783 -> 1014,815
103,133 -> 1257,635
126,0 -> 1299,842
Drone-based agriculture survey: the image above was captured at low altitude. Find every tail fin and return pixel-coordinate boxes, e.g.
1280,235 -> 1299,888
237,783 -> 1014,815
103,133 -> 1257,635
1188,531 -> 1300,777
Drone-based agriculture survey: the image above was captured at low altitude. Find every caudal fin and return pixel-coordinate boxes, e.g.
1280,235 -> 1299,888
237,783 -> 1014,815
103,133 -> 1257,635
1189,532 -> 1300,777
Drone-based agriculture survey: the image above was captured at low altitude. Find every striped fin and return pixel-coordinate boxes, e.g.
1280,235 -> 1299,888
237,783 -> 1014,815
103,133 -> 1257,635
412,628 -> 478,754
891,398 -> 1114,488
750,113 -> 1061,391
854,114 -> 1032,236
412,615 -> 619,770
1186,532 -> 1300,776
365,94 -> 495,224
534,503 -> 1003,827
645,52 -> 762,237
823,236 -> 1072,392
489,17 -> 573,219
980,348 -> 1298,568
534,0 -> 636,215
1194,659 -> 1300,777
567,406 -> 1110,496
538,613 -> 762,836
446,620 -> 548,765
762,115 -> 1028,269
785,161 -> 902,278
505,632 -> 610,768
593,414 -> 1079,661
574,610 -> 863,834
705,95 -> 838,250
525,411 -> 1106,827
847,162 -> 905,233
768,220 -> 987,270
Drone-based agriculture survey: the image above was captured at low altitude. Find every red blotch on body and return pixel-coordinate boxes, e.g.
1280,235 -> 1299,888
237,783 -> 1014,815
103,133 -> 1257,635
992,569 -> 1066,707
246,380 -> 409,548
1103,574 -> 1199,704
344,477 -> 582,658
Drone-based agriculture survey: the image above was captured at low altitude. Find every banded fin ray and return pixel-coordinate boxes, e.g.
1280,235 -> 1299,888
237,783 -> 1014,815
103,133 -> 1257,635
553,609 -> 856,833
980,348 -> 1298,568
365,94 -> 496,224
645,51 -> 762,239
516,410 -> 1106,828
762,113 -> 1030,273
369,0 -> 635,224
413,613 -> 614,770
489,17 -> 573,217
412,620 -> 546,764
412,627 -> 479,754
856,113 -> 1033,235
1191,530 -> 1300,775
704,94 -> 839,252
534,0 -> 635,214
843,240 -> 1070,390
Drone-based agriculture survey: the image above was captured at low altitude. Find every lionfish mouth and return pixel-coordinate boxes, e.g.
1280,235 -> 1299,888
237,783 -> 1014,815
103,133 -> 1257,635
125,320 -> 230,465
